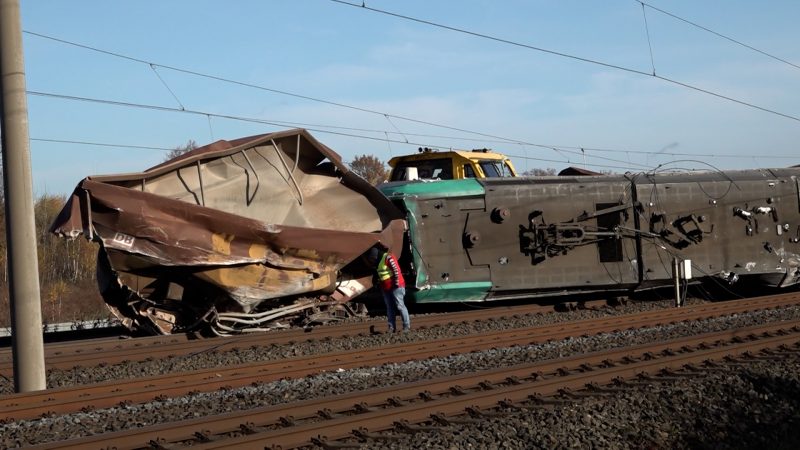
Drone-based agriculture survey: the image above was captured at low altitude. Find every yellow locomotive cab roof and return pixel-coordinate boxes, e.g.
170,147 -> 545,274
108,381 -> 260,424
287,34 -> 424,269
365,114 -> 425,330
388,149 -> 508,167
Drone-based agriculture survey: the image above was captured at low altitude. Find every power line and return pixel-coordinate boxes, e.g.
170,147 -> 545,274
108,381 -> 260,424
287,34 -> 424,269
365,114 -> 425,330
171,116 -> 800,160
28,90 -> 799,169
504,152 -> 642,172
23,30 -> 526,147
329,1 -> 653,78
27,90 -> 649,172
639,1 -> 657,75
28,29 -> 643,167
31,137 -> 174,152
327,0 -> 800,124
638,0 -> 800,72
24,30 -> 800,164
149,64 -> 185,110
27,89 -> 659,169
653,74 -> 800,122
562,144 -> 795,160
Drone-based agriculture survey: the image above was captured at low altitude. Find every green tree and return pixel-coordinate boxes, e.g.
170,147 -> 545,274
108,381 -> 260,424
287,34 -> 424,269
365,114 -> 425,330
162,139 -> 198,162
349,154 -> 387,185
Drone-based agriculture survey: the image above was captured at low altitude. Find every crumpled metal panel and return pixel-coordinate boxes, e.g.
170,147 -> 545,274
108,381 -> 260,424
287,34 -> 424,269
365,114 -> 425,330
51,129 -> 405,334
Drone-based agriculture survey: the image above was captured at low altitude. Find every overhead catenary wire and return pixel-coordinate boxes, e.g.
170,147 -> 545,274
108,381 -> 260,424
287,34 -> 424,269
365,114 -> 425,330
327,0 -> 800,124
33,133 -> 644,173
28,85 -> 800,167
28,90 -> 650,173
24,31 -> 800,165
22,30 -> 529,147
383,114 -> 409,144
329,0 -> 654,77
31,137 -> 175,152
639,1 -> 657,75
24,29 -> 648,166
637,0 -> 800,72
28,89 -> 659,170
149,64 -> 185,111
28,90 -> 800,172
206,114 -> 215,141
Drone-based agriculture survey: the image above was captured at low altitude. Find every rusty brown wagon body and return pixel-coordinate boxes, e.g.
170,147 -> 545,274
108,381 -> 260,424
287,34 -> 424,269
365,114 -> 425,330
51,129 -> 405,335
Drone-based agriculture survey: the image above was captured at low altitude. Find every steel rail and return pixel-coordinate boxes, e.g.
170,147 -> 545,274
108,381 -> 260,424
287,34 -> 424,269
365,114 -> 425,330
3,293 -> 798,374
0,300 -> 582,371
2,295 -> 799,421
193,328 -> 800,449
25,320 -> 800,449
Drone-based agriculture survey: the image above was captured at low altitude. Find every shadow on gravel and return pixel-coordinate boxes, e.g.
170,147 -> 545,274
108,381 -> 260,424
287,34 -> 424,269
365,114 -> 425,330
682,370 -> 800,450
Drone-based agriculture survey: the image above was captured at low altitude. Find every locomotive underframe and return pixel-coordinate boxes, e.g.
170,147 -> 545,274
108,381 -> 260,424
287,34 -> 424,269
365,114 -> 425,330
382,170 -> 800,303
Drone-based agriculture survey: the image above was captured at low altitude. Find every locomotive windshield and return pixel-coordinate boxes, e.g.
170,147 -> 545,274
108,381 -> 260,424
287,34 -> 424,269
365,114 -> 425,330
479,160 -> 514,178
390,157 -> 453,181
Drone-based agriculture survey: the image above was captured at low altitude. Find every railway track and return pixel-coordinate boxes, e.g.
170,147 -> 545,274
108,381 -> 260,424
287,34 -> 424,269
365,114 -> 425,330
0,300 -> 593,373
2,292 -> 800,448
1,293 -> 798,421
24,318 -> 800,449
1,293 -> 798,375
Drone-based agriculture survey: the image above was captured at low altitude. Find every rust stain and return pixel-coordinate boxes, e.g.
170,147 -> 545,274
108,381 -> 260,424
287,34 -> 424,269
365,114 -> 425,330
248,243 -> 268,259
211,232 -> 236,258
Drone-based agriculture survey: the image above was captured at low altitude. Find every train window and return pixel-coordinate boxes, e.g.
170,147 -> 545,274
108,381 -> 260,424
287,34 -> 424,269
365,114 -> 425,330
479,160 -> 512,178
391,167 -> 408,181
391,158 -> 452,181
431,166 -> 453,179
464,164 -> 476,178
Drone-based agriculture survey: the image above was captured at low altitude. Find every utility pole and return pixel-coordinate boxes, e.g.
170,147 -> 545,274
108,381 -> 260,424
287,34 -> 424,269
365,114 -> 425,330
0,0 -> 46,392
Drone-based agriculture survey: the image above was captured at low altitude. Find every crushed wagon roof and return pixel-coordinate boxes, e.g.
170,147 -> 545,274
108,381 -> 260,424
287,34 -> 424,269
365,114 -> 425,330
51,129 -> 405,334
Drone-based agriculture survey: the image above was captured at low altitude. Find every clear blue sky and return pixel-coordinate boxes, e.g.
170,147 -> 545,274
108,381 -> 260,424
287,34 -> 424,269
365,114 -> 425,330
18,0 -> 800,195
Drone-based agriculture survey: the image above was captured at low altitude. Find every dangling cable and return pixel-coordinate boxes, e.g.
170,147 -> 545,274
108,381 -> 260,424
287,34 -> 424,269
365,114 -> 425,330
206,114 -> 215,141
384,131 -> 394,157
149,63 -> 185,110
639,1 -> 657,76
384,114 -> 410,143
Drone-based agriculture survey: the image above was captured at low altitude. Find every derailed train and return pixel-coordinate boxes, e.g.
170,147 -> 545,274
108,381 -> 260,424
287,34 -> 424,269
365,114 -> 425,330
51,129 -> 800,335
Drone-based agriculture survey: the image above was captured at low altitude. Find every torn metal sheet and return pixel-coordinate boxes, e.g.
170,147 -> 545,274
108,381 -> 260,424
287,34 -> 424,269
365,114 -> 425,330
52,129 -> 405,335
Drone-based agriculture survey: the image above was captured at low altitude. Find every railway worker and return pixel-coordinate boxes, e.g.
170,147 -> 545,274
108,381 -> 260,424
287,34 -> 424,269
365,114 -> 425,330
366,245 -> 411,333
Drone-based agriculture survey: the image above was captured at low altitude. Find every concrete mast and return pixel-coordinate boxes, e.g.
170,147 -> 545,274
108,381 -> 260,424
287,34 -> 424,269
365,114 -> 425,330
0,0 -> 47,392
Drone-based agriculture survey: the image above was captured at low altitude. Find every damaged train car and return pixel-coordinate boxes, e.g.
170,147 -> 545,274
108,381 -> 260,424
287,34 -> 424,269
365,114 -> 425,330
51,129 -> 405,335
52,128 -> 800,336
379,169 -> 800,303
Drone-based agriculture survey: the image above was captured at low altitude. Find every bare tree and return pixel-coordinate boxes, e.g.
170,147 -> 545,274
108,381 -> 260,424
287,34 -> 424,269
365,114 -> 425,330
349,154 -> 388,185
163,139 -> 198,162
522,167 -> 557,176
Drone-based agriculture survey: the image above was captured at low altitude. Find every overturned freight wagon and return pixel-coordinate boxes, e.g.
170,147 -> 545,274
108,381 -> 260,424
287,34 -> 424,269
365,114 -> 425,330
379,169 -> 800,303
51,129 -> 405,335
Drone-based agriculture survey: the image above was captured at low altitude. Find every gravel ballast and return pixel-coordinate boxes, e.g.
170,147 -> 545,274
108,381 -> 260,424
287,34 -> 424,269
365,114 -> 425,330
1,300 -> 799,447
